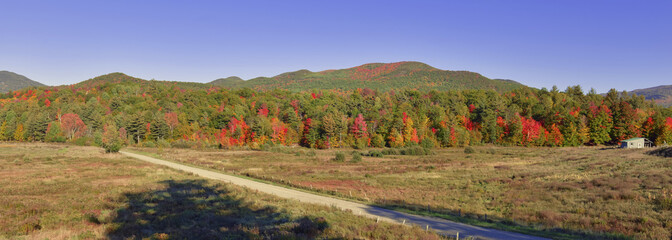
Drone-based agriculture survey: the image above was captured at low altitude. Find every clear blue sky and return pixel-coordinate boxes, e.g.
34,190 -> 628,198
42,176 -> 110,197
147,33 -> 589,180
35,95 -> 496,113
1,0 -> 670,92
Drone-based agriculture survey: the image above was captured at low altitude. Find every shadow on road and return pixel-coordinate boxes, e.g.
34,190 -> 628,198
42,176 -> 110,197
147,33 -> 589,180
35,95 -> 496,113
107,179 -> 328,239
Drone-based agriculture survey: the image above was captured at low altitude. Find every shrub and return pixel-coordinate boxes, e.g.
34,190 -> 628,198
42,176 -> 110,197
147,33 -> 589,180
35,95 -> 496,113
399,146 -> 431,155
352,138 -> 368,149
141,141 -> 156,148
381,148 -> 400,155
156,139 -> 171,148
367,150 -> 384,157
93,131 -> 103,146
171,139 -> 198,149
101,123 -> 125,153
464,146 -> 475,154
371,134 -> 385,148
420,138 -> 434,149
351,152 -> 362,163
73,137 -> 93,146
333,152 -> 346,162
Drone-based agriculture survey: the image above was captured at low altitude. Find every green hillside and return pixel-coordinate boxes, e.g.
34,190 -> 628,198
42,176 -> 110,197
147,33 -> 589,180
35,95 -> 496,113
210,76 -> 244,86
75,72 -> 209,90
0,71 -> 45,93
210,61 -> 525,92
631,85 -> 672,107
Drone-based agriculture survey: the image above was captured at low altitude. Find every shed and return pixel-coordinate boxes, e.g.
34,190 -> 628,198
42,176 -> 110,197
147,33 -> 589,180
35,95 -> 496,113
620,137 -> 653,148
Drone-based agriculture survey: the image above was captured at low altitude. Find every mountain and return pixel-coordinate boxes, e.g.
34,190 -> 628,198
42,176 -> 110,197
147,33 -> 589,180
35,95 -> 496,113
0,71 -> 45,93
210,76 -> 244,86
210,61 -> 526,92
631,85 -> 672,107
75,72 -> 146,88
75,72 -> 209,90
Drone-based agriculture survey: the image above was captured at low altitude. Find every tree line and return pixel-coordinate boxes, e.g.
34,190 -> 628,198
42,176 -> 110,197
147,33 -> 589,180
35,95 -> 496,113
1,81 -> 671,151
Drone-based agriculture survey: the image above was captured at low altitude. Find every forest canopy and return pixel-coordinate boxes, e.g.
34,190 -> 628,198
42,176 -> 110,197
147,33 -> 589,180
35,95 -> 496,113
1,75 -> 671,150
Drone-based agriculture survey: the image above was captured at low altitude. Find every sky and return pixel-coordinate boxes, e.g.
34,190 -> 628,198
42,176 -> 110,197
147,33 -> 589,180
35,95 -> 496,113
1,0 -> 670,93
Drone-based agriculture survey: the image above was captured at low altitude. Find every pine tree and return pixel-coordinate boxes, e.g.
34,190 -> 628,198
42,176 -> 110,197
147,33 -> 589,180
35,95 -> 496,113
127,114 -> 146,143
3,111 -> 17,140
26,112 -> 51,141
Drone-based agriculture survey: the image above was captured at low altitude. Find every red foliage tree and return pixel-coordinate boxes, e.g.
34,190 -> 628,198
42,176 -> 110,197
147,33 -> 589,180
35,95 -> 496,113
547,124 -> 564,146
520,116 -> 544,145
228,117 -> 252,146
258,104 -> 269,117
350,114 -> 368,138
164,112 -> 179,136
270,118 -> 288,144
61,113 -> 87,140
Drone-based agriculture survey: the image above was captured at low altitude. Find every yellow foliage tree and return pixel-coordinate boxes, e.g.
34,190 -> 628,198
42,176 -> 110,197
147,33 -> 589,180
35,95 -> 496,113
14,124 -> 25,141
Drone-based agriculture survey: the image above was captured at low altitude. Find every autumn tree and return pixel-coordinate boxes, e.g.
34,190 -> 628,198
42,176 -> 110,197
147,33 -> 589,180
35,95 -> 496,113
101,121 -> 124,153
61,113 -> 87,140
164,112 -> 179,137
587,103 -> 613,145
45,121 -> 66,142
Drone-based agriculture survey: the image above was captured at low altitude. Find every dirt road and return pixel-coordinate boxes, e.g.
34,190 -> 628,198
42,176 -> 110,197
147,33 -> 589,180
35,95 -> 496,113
120,151 -> 548,240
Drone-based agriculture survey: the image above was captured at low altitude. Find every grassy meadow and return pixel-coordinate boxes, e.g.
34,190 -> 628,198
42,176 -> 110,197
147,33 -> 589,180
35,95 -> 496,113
0,143 -> 440,239
132,145 -> 672,239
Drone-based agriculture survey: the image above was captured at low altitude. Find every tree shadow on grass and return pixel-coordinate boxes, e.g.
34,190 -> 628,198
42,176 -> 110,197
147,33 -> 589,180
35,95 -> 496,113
107,179 -> 328,239
646,147 -> 672,157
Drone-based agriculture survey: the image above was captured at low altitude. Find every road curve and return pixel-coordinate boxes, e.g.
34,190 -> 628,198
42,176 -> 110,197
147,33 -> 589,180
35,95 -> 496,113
120,151 -> 548,240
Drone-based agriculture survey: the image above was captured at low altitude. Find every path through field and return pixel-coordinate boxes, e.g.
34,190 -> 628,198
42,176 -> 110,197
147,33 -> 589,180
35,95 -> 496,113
120,151 -> 548,240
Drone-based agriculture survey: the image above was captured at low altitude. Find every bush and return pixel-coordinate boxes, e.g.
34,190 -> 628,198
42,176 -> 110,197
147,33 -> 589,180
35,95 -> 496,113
101,123 -> 125,153
93,131 -> 103,146
399,146 -> 431,156
352,138 -> 368,149
333,152 -> 346,162
381,148 -> 400,155
73,137 -> 93,146
367,150 -> 384,157
171,139 -> 198,149
420,138 -> 434,149
141,141 -> 156,148
370,134 -> 385,148
464,146 -> 475,154
351,152 -> 362,163
156,139 -> 171,148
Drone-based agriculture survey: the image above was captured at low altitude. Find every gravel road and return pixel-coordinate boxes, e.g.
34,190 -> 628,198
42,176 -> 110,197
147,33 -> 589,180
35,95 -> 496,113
121,151 -> 549,240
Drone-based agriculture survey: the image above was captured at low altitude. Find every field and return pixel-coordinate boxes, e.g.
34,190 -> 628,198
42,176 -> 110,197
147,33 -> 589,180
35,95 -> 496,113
0,143 -> 440,239
132,145 -> 672,239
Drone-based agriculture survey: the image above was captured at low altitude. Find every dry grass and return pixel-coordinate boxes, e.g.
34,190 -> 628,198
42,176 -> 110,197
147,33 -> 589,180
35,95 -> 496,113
134,145 -> 672,239
0,143 -> 440,239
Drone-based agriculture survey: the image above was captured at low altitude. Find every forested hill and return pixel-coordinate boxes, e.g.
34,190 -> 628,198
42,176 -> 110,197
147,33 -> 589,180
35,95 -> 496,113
2,73 -> 672,150
74,72 -> 211,91
209,61 -> 526,92
0,71 -> 45,93
631,85 -> 672,107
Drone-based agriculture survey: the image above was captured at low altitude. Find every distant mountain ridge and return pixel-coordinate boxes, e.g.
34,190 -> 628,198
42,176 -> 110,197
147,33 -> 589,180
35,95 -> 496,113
74,72 -> 210,90
0,71 -> 45,93
209,61 -> 526,92
630,85 -> 672,107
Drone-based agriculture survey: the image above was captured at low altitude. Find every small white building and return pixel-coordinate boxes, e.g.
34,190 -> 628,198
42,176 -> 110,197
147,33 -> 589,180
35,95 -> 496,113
620,137 -> 653,148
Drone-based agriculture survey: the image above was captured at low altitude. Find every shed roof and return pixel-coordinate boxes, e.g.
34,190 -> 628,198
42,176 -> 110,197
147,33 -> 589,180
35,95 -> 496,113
621,137 -> 646,142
